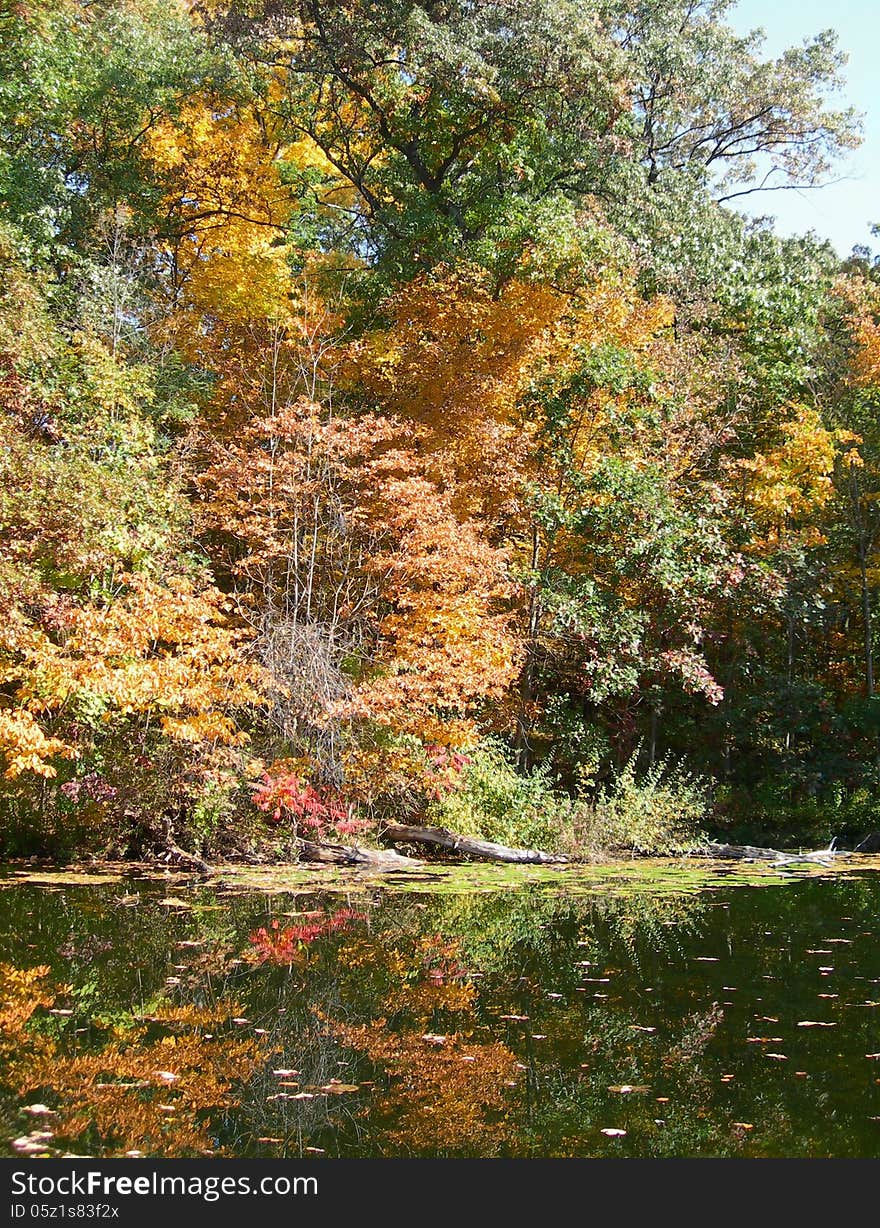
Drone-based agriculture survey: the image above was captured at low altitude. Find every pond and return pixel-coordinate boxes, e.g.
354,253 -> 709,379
3,857 -> 880,1159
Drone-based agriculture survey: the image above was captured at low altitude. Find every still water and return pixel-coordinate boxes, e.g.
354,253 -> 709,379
2,859 -> 880,1158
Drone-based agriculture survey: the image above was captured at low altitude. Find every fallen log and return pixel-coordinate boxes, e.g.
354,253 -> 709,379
297,838 -> 421,869
696,840 -> 842,864
159,819 -> 211,876
382,822 -> 568,865
697,841 -> 783,861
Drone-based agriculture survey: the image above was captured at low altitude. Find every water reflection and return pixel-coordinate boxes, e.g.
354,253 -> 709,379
2,870 -> 880,1157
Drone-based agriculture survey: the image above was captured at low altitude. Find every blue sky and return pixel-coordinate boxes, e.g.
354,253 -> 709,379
729,0 -> 877,256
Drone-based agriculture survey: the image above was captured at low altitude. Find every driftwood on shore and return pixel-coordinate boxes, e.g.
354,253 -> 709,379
158,820 -> 877,877
698,841 -> 784,861
297,837 -> 422,869
382,827 -> 861,867
382,822 -> 569,865
698,840 -> 844,864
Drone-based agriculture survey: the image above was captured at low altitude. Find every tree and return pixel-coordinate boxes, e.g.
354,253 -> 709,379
605,0 -> 859,201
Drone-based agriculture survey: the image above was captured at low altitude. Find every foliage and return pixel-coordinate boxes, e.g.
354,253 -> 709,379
426,738 -> 576,852
251,765 -> 370,840
586,752 -> 710,855
1,0 -> 878,855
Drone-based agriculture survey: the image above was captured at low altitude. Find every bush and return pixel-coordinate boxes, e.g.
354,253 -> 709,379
426,738 -> 575,852
584,751 -> 709,855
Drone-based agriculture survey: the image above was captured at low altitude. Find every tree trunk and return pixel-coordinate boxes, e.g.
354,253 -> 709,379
515,524 -> 542,771
850,460 -> 875,698
859,531 -> 874,698
697,840 -> 841,863
297,838 -> 421,868
382,822 -> 567,864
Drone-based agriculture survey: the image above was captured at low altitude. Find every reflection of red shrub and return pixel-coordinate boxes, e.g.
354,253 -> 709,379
249,909 -> 367,964
251,771 -> 371,840
421,935 -> 469,983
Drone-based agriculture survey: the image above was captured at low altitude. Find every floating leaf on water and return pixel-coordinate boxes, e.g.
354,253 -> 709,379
317,1082 -> 359,1094
157,898 -> 191,909
732,1123 -> 754,1130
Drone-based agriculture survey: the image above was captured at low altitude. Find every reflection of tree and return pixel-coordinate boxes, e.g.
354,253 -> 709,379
322,932 -> 520,1155
1,963 -> 266,1157
328,1020 -> 518,1155
6,874 -> 880,1157
389,886 -> 709,987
